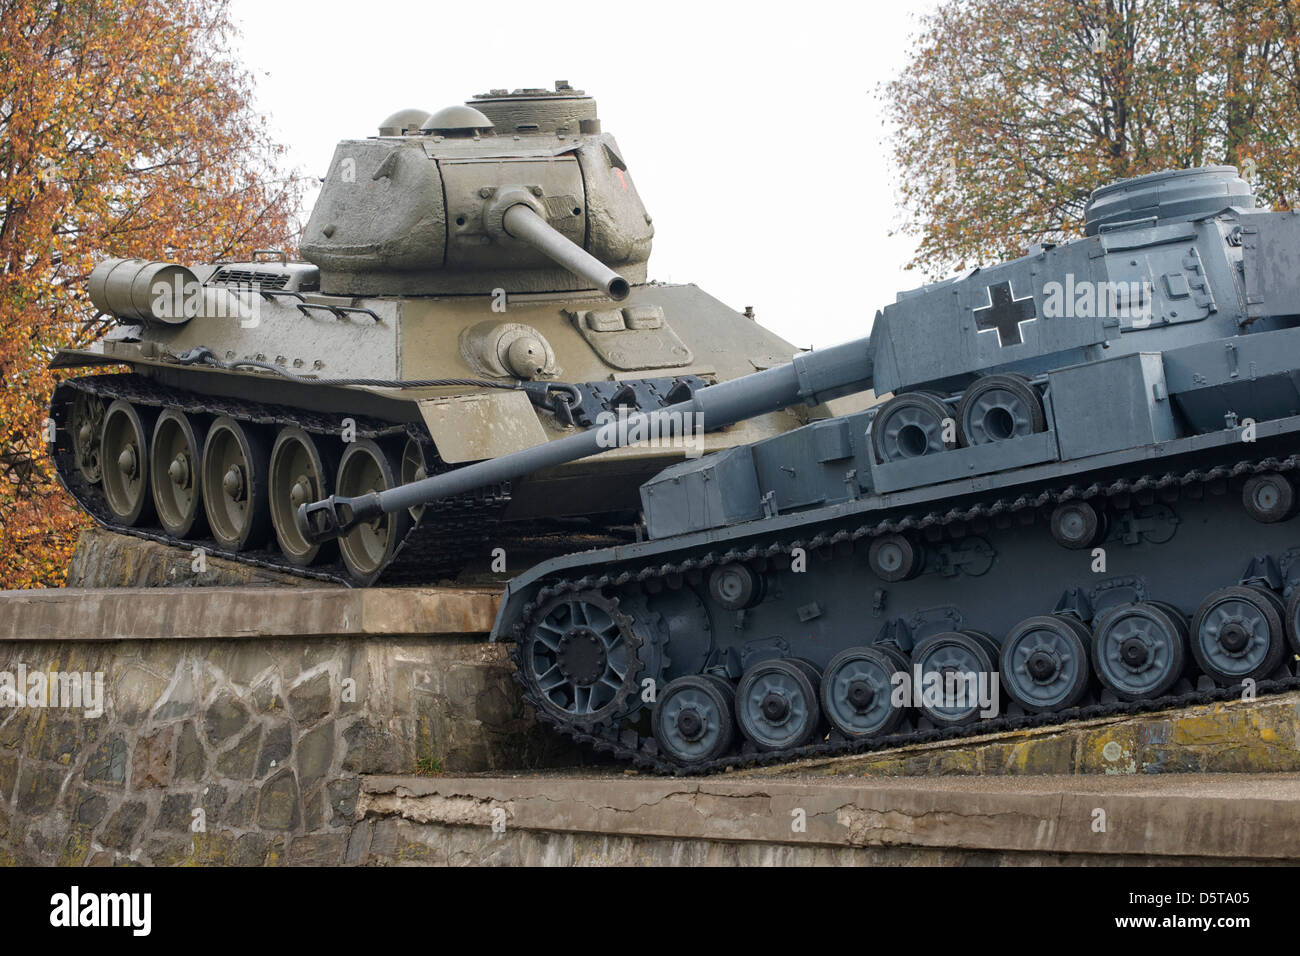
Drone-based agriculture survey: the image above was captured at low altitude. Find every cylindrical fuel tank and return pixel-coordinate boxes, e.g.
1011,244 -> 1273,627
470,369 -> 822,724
88,258 -> 199,326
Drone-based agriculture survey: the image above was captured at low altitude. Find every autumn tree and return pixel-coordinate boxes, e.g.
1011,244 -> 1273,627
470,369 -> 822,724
886,0 -> 1300,277
0,0 -> 302,588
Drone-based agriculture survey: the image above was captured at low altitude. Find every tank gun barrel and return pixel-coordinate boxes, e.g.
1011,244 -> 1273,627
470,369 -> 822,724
502,204 -> 630,301
296,335 -> 875,544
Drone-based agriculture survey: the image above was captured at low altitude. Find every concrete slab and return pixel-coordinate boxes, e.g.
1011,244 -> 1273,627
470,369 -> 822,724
355,771 -> 1300,865
0,586 -> 500,641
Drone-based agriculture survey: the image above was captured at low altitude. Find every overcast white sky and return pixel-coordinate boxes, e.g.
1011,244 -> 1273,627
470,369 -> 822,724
228,0 -> 940,349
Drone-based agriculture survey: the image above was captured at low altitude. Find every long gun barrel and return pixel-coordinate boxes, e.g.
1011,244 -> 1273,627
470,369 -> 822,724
503,203 -> 630,301
296,335 -> 875,543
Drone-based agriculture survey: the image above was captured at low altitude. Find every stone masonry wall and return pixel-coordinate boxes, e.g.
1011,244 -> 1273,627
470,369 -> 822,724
0,635 -> 576,866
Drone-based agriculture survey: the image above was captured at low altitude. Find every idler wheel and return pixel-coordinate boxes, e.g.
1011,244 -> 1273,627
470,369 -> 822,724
819,645 -> 910,738
100,399 -> 157,526
149,409 -> 208,537
652,675 -> 736,766
1190,585 -> 1287,685
201,415 -> 272,551
999,615 -> 1092,713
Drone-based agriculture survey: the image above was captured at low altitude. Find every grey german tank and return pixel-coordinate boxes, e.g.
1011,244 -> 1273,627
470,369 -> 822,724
301,165 -> 1300,769
48,83 -> 808,585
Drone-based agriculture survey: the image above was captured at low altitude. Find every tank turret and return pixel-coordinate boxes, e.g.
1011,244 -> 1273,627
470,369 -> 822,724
299,82 -> 652,297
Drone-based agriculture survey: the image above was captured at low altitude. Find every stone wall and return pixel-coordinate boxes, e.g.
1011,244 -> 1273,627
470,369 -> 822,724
0,634 -> 577,866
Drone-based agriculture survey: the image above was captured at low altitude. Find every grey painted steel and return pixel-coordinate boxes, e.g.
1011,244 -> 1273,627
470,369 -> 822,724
460,165 -> 1300,769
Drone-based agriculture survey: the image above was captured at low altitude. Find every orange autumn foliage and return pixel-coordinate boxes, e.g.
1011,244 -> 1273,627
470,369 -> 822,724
0,0 -> 303,588
887,0 -> 1300,278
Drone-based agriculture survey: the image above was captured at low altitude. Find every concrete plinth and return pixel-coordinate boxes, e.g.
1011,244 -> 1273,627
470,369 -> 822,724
0,586 -> 500,642
353,771 -> 1300,865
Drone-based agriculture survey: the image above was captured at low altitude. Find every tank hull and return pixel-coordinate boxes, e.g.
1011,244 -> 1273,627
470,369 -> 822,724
50,283 -> 822,584
493,418 -> 1300,771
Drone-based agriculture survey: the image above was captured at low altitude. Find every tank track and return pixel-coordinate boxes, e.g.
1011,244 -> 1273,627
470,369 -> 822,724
508,452 -> 1300,774
50,373 -> 512,585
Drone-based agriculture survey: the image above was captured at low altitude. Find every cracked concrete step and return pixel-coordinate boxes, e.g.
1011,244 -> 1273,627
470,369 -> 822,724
0,586 -> 501,641
353,771 -> 1300,865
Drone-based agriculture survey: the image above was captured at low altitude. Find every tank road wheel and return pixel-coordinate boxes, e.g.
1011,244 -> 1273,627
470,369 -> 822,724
1049,500 -> 1107,550
1190,586 -> 1288,685
911,631 -> 998,727
201,416 -> 272,552
400,437 -> 429,522
652,675 -> 736,766
820,645 -> 910,738
999,615 -> 1092,713
1285,589 -> 1300,658
1243,473 -> 1297,523
335,439 -> 412,584
735,659 -> 822,751
69,392 -> 106,485
149,409 -> 208,538
871,392 -> 955,463
270,427 -> 338,566
956,373 -> 1046,447
520,591 -> 641,728
100,399 -> 157,526
1091,602 -> 1187,700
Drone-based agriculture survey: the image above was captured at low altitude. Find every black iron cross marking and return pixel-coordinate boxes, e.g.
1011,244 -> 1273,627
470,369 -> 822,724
973,280 -> 1036,347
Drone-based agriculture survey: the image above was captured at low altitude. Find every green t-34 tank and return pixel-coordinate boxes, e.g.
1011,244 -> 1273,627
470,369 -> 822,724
48,83 -> 810,584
